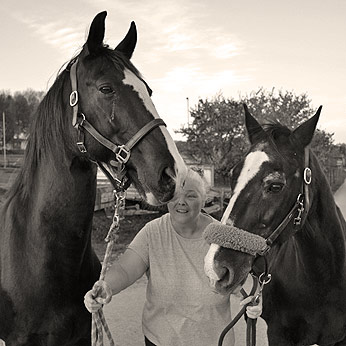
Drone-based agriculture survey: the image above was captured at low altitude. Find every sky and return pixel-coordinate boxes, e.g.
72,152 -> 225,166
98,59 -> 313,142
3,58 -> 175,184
1,0 -> 345,143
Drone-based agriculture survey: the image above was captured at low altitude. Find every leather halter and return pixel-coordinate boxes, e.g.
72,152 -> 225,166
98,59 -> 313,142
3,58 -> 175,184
256,146 -> 312,256
68,58 -> 166,170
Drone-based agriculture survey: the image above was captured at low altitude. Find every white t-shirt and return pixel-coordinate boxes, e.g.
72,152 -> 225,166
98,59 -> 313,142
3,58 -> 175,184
128,213 -> 235,346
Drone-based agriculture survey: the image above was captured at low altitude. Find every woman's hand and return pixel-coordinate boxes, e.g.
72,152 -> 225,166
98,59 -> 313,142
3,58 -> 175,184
240,294 -> 263,319
84,280 -> 113,313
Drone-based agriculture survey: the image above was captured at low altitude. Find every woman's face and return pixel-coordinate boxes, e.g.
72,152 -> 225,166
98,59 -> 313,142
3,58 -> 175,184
167,178 -> 205,224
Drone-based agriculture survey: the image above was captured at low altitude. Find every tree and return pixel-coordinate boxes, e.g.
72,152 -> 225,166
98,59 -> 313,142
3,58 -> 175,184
0,91 -> 15,145
177,94 -> 248,178
178,88 -> 337,181
0,89 -> 44,148
241,88 -> 314,128
11,92 -> 31,138
22,89 -> 45,134
311,129 -> 334,175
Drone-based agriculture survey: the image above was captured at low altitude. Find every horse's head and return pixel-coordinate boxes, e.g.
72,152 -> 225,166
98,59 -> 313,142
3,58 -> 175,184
67,11 -> 186,204
204,104 -> 322,294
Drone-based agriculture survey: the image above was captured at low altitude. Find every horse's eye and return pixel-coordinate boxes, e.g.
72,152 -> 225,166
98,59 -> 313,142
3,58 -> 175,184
268,183 -> 284,193
99,86 -> 114,94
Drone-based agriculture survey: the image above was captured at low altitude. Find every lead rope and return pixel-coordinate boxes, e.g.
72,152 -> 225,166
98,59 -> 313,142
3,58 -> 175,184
218,271 -> 271,346
218,276 -> 258,346
91,189 -> 126,346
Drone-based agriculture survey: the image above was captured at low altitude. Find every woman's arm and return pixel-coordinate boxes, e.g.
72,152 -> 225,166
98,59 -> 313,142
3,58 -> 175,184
105,248 -> 148,294
84,248 -> 147,313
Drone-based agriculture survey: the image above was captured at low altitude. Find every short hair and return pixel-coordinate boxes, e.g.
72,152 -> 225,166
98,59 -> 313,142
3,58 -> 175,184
181,168 -> 208,201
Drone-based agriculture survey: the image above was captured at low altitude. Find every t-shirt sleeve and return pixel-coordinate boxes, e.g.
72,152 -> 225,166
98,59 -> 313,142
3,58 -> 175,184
127,224 -> 150,266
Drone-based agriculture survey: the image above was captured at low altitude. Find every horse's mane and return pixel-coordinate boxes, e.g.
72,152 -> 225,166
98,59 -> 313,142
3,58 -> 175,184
4,45 -> 146,204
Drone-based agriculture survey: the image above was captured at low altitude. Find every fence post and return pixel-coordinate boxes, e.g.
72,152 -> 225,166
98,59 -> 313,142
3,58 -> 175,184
2,112 -> 6,168
220,188 -> 224,214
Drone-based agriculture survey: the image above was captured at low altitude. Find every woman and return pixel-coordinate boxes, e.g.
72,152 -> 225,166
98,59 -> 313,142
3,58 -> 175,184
84,169 -> 261,346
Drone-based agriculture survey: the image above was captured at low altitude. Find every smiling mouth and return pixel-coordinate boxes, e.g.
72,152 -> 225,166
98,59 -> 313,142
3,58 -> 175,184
176,209 -> 188,213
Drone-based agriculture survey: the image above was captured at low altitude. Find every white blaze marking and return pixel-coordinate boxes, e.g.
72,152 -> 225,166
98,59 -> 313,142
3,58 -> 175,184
204,243 -> 222,282
123,68 -> 158,117
204,150 -> 269,282
146,192 -> 157,205
123,69 -> 187,180
221,151 -> 269,223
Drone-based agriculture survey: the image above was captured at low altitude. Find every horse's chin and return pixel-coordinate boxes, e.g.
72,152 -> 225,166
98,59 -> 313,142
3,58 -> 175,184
143,190 -> 175,206
208,275 -> 248,296
210,281 -> 241,296
144,192 -> 161,206
125,168 -> 175,206
129,183 -> 168,206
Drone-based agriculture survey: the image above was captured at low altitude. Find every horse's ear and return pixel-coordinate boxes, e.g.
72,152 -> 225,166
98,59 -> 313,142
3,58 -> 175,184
244,104 -> 266,144
291,106 -> 322,147
115,21 -> 137,59
86,11 -> 107,55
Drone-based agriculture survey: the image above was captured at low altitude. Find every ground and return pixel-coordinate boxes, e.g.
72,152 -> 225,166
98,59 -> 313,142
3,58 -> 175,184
91,210 -> 164,259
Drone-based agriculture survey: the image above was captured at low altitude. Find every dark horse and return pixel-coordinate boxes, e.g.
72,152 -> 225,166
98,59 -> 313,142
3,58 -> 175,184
0,12 -> 186,346
204,106 -> 346,345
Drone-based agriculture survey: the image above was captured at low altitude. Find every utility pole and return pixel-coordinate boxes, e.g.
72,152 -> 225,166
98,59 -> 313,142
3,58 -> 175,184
3,112 -> 6,168
186,97 -> 190,126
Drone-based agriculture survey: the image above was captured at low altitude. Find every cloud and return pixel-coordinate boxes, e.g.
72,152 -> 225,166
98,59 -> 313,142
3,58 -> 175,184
14,11 -> 87,57
153,65 -> 251,95
149,64 -> 252,139
212,43 -> 240,59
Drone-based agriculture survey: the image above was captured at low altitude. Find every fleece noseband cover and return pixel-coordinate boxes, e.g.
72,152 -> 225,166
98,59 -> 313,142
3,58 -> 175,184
203,222 -> 267,256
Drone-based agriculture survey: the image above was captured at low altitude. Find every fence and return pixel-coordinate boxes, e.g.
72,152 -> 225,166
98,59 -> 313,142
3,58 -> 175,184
327,166 -> 346,192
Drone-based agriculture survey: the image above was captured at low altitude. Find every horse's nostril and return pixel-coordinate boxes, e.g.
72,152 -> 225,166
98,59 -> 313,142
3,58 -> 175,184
161,167 -> 175,190
216,265 -> 234,286
157,167 -> 176,203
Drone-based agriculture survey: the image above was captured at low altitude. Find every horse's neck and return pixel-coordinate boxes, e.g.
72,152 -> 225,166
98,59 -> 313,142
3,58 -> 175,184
270,162 -> 346,285
12,155 -> 97,244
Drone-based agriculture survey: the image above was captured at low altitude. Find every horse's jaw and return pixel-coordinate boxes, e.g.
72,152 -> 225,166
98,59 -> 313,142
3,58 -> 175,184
207,275 -> 247,296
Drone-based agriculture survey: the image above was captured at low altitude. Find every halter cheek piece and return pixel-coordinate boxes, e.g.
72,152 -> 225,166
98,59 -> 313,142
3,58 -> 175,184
68,58 -> 166,188
204,147 -> 312,256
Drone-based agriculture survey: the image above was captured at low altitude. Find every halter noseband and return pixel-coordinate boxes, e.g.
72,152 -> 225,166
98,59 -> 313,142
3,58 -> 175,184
68,58 -> 166,180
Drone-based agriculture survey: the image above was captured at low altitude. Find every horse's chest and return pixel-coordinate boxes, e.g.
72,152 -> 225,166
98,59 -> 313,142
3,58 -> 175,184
263,286 -> 346,345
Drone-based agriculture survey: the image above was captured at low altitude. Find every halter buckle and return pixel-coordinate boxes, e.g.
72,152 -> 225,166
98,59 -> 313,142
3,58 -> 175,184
77,141 -> 87,153
115,145 -> 131,164
70,91 -> 79,107
294,194 -> 305,225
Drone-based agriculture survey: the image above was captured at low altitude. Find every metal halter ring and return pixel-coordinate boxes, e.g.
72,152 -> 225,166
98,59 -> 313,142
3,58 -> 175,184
304,167 -> 312,185
70,90 -> 79,107
259,272 -> 272,285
